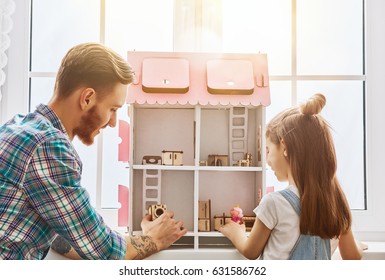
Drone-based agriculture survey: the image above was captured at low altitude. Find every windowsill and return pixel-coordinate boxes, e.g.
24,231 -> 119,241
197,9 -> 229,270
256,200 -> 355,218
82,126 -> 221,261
332,241 -> 385,260
44,241 -> 385,260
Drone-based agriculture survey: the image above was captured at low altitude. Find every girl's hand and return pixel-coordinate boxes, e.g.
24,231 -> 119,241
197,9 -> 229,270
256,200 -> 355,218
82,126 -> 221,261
219,220 -> 247,241
219,217 -> 271,260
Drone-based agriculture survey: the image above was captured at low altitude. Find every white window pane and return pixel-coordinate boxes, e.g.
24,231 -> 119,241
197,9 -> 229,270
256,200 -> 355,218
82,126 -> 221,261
265,81 -> 292,123
265,81 -> 292,192
105,0 -> 174,57
28,1 -> 366,213
297,0 -> 364,75
222,0 -> 291,75
297,81 -> 365,210
266,169 -> 288,193
31,0 -> 100,72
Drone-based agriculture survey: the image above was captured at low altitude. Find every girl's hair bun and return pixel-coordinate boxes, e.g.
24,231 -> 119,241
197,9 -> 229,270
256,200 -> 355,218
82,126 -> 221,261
299,93 -> 326,115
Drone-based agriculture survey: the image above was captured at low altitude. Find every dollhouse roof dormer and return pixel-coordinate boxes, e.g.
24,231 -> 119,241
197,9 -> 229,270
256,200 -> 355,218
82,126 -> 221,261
126,51 -> 271,107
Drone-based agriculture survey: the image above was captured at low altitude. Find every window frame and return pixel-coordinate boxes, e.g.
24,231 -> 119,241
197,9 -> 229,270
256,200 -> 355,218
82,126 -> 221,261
3,0 -> 384,241
191,0 -> 367,210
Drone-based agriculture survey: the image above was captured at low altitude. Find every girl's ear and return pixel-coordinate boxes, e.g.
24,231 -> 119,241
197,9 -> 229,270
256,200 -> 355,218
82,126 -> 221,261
280,139 -> 288,157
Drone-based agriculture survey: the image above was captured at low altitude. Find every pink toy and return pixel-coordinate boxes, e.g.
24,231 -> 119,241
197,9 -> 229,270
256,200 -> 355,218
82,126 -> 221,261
230,205 -> 244,224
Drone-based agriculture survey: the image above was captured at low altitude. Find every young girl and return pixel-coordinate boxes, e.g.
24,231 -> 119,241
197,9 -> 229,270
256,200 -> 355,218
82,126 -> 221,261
219,93 -> 362,260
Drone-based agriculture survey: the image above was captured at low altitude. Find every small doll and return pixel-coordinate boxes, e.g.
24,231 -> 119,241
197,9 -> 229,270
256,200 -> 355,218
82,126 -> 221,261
230,205 -> 243,224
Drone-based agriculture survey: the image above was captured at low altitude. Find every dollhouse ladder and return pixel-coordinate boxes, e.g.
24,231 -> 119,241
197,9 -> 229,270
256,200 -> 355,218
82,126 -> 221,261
142,164 -> 162,216
229,107 -> 248,166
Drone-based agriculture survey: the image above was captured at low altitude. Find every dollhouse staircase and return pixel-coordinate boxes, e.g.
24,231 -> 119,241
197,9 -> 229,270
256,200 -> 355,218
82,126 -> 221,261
229,107 -> 248,166
142,157 -> 162,216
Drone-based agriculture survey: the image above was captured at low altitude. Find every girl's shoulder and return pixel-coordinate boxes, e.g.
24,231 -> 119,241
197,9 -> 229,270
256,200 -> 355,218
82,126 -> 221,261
257,186 -> 300,216
261,191 -> 283,204
256,191 -> 286,214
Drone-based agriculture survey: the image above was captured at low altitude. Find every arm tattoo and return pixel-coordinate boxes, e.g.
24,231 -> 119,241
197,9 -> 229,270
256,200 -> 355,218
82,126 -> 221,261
130,236 -> 158,260
51,235 -> 72,255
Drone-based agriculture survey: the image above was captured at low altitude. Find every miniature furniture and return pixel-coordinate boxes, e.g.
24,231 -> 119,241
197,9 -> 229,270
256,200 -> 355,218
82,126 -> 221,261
127,51 -> 270,249
198,200 -> 211,232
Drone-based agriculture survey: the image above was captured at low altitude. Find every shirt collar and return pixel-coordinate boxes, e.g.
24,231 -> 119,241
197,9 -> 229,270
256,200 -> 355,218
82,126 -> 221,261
35,104 -> 69,137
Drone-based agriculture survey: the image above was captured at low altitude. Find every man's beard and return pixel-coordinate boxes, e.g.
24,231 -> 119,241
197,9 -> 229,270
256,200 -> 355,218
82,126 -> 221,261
73,106 -> 104,146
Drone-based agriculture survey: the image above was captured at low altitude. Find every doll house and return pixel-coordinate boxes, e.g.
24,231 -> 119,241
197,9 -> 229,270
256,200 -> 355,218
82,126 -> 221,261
126,51 -> 270,250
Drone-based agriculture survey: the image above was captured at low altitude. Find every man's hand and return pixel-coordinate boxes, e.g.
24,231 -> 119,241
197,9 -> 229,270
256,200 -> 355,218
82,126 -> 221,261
145,211 -> 187,251
124,211 -> 187,259
140,213 -> 154,235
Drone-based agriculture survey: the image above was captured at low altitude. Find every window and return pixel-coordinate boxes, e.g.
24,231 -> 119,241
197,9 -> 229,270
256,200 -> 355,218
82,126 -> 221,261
221,0 -> 365,209
27,0 -> 365,211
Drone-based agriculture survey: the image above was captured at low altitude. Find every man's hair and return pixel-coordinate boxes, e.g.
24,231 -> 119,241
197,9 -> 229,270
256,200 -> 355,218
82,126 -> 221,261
266,93 -> 352,239
54,42 -> 134,99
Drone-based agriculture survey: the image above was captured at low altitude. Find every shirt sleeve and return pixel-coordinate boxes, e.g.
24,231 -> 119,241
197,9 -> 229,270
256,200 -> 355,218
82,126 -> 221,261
23,135 -> 126,260
253,193 -> 278,230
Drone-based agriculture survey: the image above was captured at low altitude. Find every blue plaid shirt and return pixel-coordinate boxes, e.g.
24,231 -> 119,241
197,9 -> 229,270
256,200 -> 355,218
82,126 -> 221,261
0,104 -> 126,259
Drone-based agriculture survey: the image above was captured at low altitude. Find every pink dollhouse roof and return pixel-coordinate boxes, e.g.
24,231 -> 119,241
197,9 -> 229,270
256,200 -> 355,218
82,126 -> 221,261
126,51 -> 271,107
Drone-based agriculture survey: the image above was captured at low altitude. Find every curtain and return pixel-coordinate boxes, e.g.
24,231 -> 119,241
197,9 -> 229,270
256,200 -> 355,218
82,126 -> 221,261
0,0 -> 16,103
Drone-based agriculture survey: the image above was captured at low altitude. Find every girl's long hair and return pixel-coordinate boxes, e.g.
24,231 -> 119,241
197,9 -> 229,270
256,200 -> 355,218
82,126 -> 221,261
266,93 -> 351,238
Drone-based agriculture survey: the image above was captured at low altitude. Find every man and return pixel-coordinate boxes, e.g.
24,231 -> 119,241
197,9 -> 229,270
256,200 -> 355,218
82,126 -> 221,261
0,43 -> 187,260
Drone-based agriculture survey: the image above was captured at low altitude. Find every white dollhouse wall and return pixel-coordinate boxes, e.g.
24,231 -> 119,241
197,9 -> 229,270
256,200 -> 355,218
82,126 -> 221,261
199,107 -> 262,219
131,107 -> 196,231
133,108 -> 195,166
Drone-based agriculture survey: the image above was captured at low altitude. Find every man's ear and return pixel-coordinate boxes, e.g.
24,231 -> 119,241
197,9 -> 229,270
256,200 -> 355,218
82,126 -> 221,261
79,88 -> 96,110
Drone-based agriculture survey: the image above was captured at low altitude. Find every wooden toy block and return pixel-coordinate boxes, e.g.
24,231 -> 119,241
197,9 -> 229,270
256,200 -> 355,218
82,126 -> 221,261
148,204 -> 167,221
208,155 -> 229,166
198,200 -> 211,219
162,150 -> 183,166
142,155 -> 162,165
243,216 -> 256,232
214,214 -> 232,231
198,219 -> 211,232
